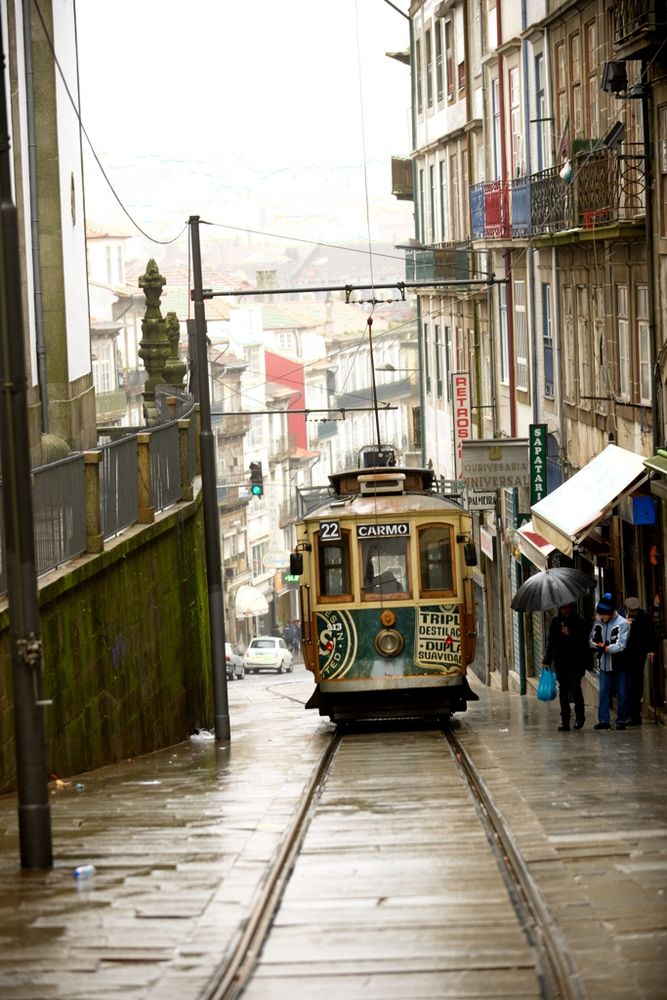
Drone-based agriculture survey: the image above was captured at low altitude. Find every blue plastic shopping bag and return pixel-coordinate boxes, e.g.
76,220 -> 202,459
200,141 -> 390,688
537,667 -> 557,701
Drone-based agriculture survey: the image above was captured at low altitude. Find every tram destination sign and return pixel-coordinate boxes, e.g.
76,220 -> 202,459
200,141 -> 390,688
356,522 -> 410,538
461,439 -> 530,490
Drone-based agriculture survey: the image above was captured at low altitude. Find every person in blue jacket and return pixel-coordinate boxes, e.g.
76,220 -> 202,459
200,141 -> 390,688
590,592 -> 631,730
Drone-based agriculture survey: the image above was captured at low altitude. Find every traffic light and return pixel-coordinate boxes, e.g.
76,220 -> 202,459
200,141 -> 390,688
249,461 -> 264,497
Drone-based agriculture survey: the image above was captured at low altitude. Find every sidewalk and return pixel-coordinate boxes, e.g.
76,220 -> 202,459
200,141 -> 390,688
0,668 -> 665,999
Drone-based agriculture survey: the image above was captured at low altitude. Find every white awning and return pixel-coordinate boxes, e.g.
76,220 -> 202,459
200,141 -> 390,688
531,444 -> 648,557
516,520 -> 556,571
235,585 -> 269,618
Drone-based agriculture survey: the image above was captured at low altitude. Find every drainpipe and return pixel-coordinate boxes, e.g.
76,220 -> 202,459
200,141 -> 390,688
642,67 -> 660,453
522,0 -> 538,427
22,0 -> 48,434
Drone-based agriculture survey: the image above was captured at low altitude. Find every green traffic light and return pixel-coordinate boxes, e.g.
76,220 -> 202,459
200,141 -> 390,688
250,484 -> 263,496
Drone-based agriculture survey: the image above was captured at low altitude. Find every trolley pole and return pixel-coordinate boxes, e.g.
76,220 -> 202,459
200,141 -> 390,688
0,27 -> 52,866
189,215 -> 230,741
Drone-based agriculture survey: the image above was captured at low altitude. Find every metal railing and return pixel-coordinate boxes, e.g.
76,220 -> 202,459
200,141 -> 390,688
0,402 -> 199,598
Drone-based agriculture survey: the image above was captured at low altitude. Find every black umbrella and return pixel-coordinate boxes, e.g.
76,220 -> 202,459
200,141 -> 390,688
511,567 -> 596,612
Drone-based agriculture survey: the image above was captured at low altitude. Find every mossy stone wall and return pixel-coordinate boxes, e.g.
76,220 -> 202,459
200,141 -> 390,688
0,494 -> 212,794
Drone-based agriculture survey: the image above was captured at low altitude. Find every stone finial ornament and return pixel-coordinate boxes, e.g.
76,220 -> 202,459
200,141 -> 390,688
138,259 -> 170,426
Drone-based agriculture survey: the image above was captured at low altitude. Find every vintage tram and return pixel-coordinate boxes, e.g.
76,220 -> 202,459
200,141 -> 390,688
291,461 -> 478,724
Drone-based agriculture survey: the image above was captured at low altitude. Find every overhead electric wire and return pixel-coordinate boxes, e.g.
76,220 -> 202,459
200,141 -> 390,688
32,0 -> 187,246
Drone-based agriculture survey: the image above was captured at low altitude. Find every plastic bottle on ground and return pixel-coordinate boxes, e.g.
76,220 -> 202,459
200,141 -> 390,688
72,864 -> 96,879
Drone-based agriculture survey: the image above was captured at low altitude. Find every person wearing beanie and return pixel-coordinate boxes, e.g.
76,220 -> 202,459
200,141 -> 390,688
622,597 -> 657,725
590,593 -> 631,730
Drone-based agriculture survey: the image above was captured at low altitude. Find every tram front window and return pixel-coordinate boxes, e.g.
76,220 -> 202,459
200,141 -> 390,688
319,541 -> 350,597
361,538 -> 409,598
419,525 -> 454,593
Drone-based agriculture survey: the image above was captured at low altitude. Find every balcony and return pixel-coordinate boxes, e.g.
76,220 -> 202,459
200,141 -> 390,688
211,411 -> 251,438
405,246 -> 474,283
391,156 -> 413,201
613,0 -> 660,59
95,389 -> 127,422
466,145 -> 645,244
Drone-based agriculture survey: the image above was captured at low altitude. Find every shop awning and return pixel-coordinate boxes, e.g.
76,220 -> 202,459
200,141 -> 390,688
235,585 -> 269,619
531,444 -> 648,557
516,520 -> 556,571
644,449 -> 667,476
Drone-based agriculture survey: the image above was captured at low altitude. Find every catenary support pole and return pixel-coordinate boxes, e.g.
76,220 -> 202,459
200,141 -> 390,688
189,216 -> 230,741
0,24 -> 52,866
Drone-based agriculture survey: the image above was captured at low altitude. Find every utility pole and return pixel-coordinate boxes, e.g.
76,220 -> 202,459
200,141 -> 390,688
0,24 -> 52,866
189,216 -> 230,741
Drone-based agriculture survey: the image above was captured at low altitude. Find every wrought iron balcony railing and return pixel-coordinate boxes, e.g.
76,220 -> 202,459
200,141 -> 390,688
464,145 -> 645,243
613,0 -> 660,56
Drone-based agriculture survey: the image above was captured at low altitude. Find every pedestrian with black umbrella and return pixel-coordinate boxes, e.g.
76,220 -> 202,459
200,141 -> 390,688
542,602 -> 591,731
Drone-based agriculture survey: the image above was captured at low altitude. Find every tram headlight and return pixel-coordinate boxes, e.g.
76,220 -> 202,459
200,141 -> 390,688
374,628 -> 404,658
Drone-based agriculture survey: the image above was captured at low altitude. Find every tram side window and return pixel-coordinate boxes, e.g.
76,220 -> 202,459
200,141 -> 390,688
419,525 -> 454,593
318,535 -> 351,598
361,537 -> 410,598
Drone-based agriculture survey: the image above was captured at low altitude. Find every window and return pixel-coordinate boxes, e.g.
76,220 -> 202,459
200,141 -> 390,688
450,152 -> 459,240
439,160 -> 448,241
585,21 -> 598,138
426,27 -> 433,108
445,20 -> 454,100
429,164 -> 436,243
419,168 -> 425,242
638,285 -> 651,405
435,20 -> 443,102
317,532 -> 351,599
577,285 -> 591,400
499,284 -> 509,384
592,286 -> 606,411
361,537 -> 410,600
105,246 -> 113,284
116,246 -> 124,284
660,106 -> 667,239
251,543 -> 266,578
492,77 -> 501,180
562,285 -> 575,401
542,283 -> 554,397
419,525 -> 454,594
435,324 -> 443,398
92,358 -> 112,394
416,37 -> 423,115
423,321 -> 431,394
444,326 -> 453,402
571,33 -> 582,137
617,284 -> 630,400
535,54 -> 546,172
556,42 -> 568,157
509,68 -> 521,175
278,331 -> 295,352
514,280 -> 528,390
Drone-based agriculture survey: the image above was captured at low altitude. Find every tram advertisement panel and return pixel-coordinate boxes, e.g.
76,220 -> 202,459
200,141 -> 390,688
316,605 -> 462,680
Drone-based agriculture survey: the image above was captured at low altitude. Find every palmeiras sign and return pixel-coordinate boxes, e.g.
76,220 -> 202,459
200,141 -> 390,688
461,439 -> 530,491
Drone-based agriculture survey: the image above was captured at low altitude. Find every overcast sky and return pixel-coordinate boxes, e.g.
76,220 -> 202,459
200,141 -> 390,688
76,0 -> 414,252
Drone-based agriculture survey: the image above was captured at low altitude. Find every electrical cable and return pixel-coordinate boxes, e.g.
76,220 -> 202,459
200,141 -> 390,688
32,0 -> 187,247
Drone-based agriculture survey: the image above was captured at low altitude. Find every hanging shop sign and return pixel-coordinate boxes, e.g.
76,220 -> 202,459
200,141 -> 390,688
451,372 -> 472,478
461,439 -> 530,491
529,423 -> 547,506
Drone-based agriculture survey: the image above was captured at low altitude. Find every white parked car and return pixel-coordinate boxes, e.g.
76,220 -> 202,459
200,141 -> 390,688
243,636 -> 294,674
225,643 -> 245,681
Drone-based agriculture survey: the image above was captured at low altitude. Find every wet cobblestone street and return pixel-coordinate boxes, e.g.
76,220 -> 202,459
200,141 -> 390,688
0,667 -> 665,998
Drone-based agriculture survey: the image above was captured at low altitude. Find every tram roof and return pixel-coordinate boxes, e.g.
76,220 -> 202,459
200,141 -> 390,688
302,468 -> 465,520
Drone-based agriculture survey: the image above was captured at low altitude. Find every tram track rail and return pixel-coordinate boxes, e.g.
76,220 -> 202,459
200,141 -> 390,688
203,723 -> 582,1000
444,728 -> 582,1000
201,728 -> 342,1000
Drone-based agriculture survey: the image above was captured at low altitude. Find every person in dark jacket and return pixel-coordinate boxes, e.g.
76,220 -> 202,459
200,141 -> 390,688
622,597 -> 657,725
542,602 -> 590,731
